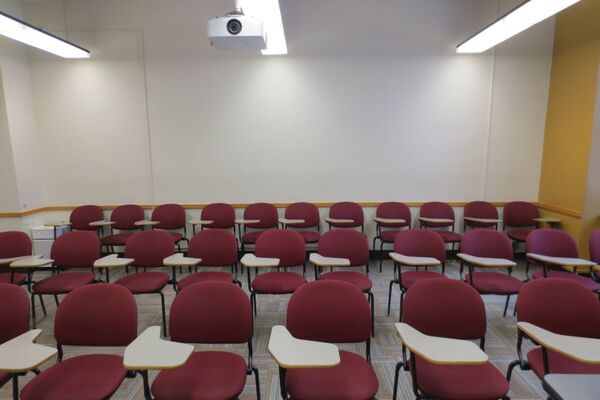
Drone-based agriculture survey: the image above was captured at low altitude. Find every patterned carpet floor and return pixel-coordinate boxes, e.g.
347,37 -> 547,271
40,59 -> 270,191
1,257 -> 550,400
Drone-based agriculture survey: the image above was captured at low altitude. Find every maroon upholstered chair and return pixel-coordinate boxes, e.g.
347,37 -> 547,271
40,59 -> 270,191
503,201 -> 539,248
282,202 -> 321,244
0,283 -> 31,399
373,202 -> 411,272
326,201 -> 364,231
589,228 -> 600,280
506,279 -> 600,382
149,281 -> 260,399
315,229 -> 375,336
526,229 -> 600,292
460,229 -> 522,316
101,204 -> 145,252
246,230 -> 306,315
70,205 -> 104,231
418,202 -> 461,249
152,204 -> 188,250
0,231 -> 32,286
31,231 -> 99,328
387,229 -> 447,321
196,203 -> 236,234
21,284 -> 137,400
114,230 -> 174,335
393,279 -> 510,400
281,280 -> 378,400
463,201 -> 499,231
176,230 -> 240,291
239,203 -> 279,252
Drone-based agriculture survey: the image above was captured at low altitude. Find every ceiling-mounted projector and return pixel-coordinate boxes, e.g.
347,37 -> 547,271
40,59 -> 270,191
208,0 -> 266,51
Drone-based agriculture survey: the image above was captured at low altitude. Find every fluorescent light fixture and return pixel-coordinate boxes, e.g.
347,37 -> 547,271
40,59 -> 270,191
0,10 -> 89,58
457,0 -> 581,53
240,0 -> 287,55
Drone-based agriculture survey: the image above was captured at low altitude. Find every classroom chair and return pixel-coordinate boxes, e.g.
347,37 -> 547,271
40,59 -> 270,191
280,202 -> 321,244
372,201 -> 411,272
418,202 -> 461,250
148,281 -> 260,399
69,205 -> 104,231
589,228 -> 600,280
151,203 -> 189,251
101,204 -> 145,252
274,280 -> 378,400
20,284 -> 138,400
393,278 -> 510,400
191,202 -> 236,234
326,201 -> 364,232
0,231 -> 32,285
463,200 -> 500,231
387,229 -> 447,321
238,202 -> 279,252
503,201 -> 539,249
114,230 -> 174,335
506,279 -> 600,382
459,229 -> 522,317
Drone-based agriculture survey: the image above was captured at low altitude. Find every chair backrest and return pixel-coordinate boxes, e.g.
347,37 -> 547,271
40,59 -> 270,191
329,201 -> 364,227
589,228 -> 600,265
287,280 -> 370,343
200,203 -> 235,230
243,202 -> 278,229
110,204 -> 145,230
503,201 -> 539,228
526,229 -> 578,258
152,203 -> 185,230
285,202 -> 320,228
0,283 -> 29,344
460,229 -> 513,259
376,202 -> 411,227
188,230 -> 238,267
420,202 -> 454,227
55,284 -> 137,346
404,279 -> 486,340
0,231 -> 32,259
125,230 -> 174,268
255,230 -> 306,267
393,229 -> 446,264
517,279 -> 600,338
464,201 -> 498,220
318,229 -> 369,266
51,231 -> 100,269
70,205 -> 104,231
169,281 -> 252,344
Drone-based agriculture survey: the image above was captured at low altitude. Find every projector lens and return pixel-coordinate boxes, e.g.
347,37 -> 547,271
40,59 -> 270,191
227,19 -> 242,35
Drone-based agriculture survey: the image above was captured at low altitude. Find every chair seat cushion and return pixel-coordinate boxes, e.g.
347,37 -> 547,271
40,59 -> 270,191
432,230 -> 462,243
400,271 -> 445,290
32,272 -> 95,294
20,354 -> 127,400
527,347 -> 600,378
414,356 -> 509,400
507,230 -> 532,242
152,351 -> 247,400
532,271 -> 600,292
241,230 -> 268,244
115,271 -> 170,293
296,230 -> 321,243
169,232 -> 183,243
252,271 -> 306,294
177,272 -> 233,290
101,232 -> 136,246
285,350 -> 378,400
320,271 -> 372,292
0,272 -> 26,285
464,272 -> 523,294
380,230 -> 403,243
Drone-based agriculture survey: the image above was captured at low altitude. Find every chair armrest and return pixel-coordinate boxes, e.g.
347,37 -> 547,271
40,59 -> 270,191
457,254 -> 516,268
389,252 -> 440,266
240,254 -> 280,268
325,218 -> 354,224
124,326 -> 194,370
0,255 -> 30,266
268,326 -> 340,369
279,218 -> 305,225
10,256 -> 53,269
395,323 -> 488,365
526,254 -> 596,267
309,253 -> 350,267
235,219 -> 261,225
89,220 -> 115,227
188,219 -> 214,225
134,220 -> 160,226
94,254 -> 134,268
419,217 -> 454,224
44,221 -> 71,227
163,253 -> 202,267
374,217 -> 406,224
517,322 -> 600,364
533,217 -> 562,223
464,217 -> 501,224
0,330 -> 57,373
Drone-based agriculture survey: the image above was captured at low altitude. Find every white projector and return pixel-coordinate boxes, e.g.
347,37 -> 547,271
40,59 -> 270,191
208,14 -> 267,51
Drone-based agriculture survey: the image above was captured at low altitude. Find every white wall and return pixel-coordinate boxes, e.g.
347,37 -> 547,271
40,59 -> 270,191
1,0 -> 554,211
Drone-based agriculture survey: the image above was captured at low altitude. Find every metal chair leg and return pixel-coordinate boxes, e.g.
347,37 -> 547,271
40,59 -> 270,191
392,361 -> 403,400
159,291 -> 167,336
387,279 -> 395,316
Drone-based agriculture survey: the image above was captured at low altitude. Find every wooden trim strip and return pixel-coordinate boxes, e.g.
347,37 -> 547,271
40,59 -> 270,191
537,202 -> 582,218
